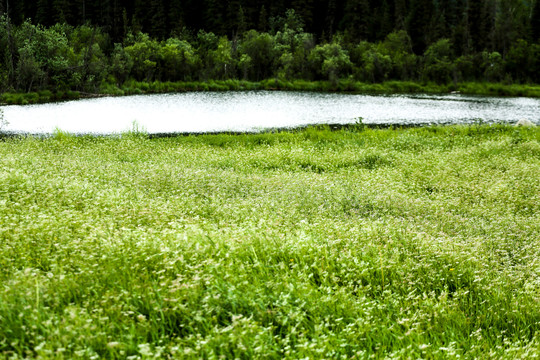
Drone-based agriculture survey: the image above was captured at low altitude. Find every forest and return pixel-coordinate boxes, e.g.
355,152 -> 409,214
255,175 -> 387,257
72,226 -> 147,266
1,0 -> 540,94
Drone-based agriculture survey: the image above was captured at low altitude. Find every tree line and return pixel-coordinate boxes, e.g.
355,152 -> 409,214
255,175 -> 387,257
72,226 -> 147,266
3,0 -> 540,52
1,1 -> 540,94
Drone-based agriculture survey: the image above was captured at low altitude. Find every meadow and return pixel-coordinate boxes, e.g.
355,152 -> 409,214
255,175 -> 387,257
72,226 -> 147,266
0,124 -> 539,359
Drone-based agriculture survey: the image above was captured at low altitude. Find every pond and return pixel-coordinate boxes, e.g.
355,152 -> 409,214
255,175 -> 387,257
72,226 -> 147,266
1,91 -> 539,135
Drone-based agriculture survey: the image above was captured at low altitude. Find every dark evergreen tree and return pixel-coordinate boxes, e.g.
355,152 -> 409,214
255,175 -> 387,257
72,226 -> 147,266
182,0 -> 204,31
292,0 -> 314,32
269,0 -> 287,21
9,0 -> 27,24
494,0 -> 527,54
378,0 -> 394,40
108,0 -> 125,41
341,0 -> 370,41
237,6 -> 247,34
452,22 -> 469,55
407,0 -> 434,54
81,0 -> 88,23
532,0 -> 540,42
429,4 -> 447,43
149,0 -> 167,38
480,0 -> 496,51
226,0 -> 241,35
394,0 -> 407,30
204,0 -> 226,34
439,0 -> 460,29
324,0 -> 338,39
468,0 -> 486,51
167,0 -> 186,36
36,0 -> 53,26
258,5 -> 269,31
53,0 -> 67,24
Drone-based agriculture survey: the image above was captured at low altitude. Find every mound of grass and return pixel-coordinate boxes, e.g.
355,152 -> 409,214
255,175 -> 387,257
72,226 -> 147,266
0,125 -> 539,358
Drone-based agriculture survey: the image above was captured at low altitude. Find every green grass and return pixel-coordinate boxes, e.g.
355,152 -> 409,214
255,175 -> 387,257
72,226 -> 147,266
3,80 -> 540,105
0,125 -> 539,359
0,91 -> 81,105
116,79 -> 540,98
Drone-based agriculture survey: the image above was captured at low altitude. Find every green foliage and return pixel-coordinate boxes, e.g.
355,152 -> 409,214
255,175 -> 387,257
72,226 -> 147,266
239,30 -> 276,81
67,25 -> 110,91
209,37 -> 235,80
274,20 -> 315,79
349,31 -> 416,83
1,5 -> 540,96
13,21 -> 74,91
350,41 -> 392,83
109,43 -> 133,85
124,32 -> 160,82
159,38 -> 199,81
2,0 -> 540,61
505,39 -> 540,83
481,51 -> 504,82
422,39 -> 455,83
309,40 -> 352,83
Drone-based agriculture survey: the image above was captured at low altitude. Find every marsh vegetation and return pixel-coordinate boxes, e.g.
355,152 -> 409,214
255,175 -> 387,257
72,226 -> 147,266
0,125 -> 539,358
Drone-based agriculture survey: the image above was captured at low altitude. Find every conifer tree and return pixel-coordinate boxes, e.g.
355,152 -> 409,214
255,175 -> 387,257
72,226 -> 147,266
407,0 -> 434,54
480,0 -> 496,51
532,0 -> 540,42
108,0 -> 125,41
494,0 -> 527,54
379,0 -> 394,40
258,5 -> 269,32
440,0 -> 460,29
292,0 -> 314,32
36,0 -> 52,26
324,0 -> 337,39
150,0 -> 167,39
167,0 -> 185,36
341,0 -> 370,41
237,6 -> 246,35
468,0 -> 486,51
394,0 -> 407,30
204,0 -> 226,34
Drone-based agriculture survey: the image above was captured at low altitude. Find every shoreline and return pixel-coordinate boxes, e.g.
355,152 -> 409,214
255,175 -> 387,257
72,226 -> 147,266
2,80 -> 540,106
1,122 -> 535,140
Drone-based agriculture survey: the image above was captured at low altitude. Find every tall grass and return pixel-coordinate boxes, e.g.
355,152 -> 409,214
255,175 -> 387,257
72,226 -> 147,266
0,125 -> 539,358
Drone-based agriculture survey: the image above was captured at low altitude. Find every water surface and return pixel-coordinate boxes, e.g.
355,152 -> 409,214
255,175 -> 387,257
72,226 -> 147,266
1,91 -> 538,134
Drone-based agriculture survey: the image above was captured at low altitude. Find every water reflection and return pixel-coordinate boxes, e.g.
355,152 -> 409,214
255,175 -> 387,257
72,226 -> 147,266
1,91 -> 538,134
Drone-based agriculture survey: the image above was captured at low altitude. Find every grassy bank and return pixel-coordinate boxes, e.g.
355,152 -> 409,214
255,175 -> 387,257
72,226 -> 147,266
0,90 -> 81,106
2,80 -> 540,105
1,125 -> 539,358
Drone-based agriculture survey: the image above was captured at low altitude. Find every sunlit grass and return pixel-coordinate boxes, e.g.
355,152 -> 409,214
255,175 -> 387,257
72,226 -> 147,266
0,124 -> 539,358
